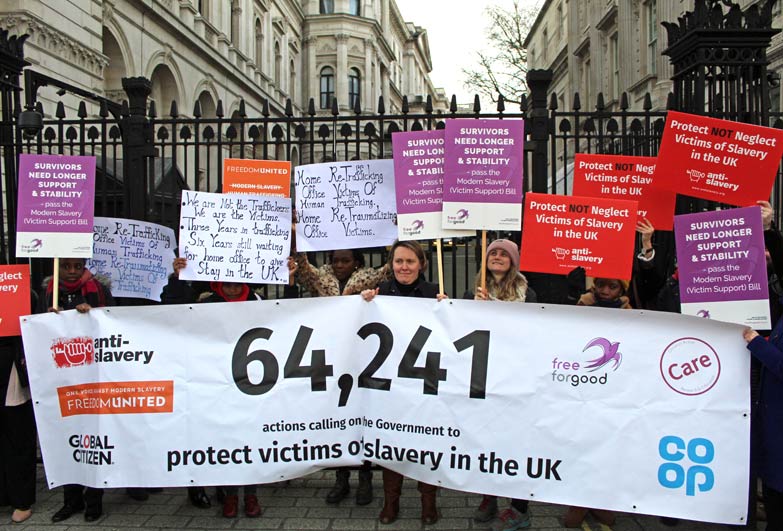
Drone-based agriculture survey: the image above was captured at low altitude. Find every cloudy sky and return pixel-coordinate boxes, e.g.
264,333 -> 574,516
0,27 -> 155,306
393,0 -> 543,104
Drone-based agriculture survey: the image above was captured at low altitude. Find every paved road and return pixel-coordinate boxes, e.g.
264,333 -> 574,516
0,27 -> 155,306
6,467 -> 763,530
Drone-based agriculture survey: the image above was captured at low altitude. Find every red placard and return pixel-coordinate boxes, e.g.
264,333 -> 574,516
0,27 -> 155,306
654,111 -> 783,206
222,158 -> 291,197
572,153 -> 675,230
0,265 -> 31,337
519,193 -> 638,280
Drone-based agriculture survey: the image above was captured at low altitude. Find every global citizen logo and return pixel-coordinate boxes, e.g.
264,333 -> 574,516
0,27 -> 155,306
657,436 -> 715,496
68,433 -> 115,466
660,337 -> 720,396
51,334 -> 155,368
551,337 -> 622,386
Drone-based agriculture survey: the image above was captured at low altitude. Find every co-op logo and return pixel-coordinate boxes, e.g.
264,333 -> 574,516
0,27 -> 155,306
551,337 -> 622,387
51,337 -> 94,368
658,436 -> 714,496
660,337 -> 721,396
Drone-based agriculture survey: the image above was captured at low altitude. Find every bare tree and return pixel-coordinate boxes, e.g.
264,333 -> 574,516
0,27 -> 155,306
462,1 -> 539,106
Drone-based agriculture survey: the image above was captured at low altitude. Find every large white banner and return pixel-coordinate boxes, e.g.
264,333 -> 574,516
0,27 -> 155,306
21,298 -> 749,524
90,217 -> 176,301
178,191 -> 291,284
293,160 -> 398,251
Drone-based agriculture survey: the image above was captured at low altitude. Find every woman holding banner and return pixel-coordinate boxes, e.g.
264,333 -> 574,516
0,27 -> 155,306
295,248 -> 389,506
470,238 -> 534,531
43,258 -> 114,523
362,240 -> 446,525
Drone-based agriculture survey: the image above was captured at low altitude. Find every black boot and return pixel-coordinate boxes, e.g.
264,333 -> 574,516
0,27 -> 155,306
326,469 -> 350,504
356,468 -> 373,505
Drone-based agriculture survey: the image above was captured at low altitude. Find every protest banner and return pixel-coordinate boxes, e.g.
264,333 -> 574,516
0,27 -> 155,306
293,160 -> 398,252
0,265 -> 30,337
16,154 -> 96,258
443,119 -> 524,230
90,218 -> 176,302
519,192 -> 638,279
178,191 -> 291,284
391,130 -> 472,240
222,158 -> 291,197
654,111 -> 783,206
21,296 -> 749,525
674,207 -> 770,327
572,153 -> 676,230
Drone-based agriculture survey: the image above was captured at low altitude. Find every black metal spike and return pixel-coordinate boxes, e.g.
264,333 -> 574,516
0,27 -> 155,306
665,92 -> 675,110
331,96 -> 339,116
238,99 -> 246,118
520,94 -> 528,112
216,100 -> 224,118
596,93 -> 605,111
425,95 -> 433,114
285,99 -> 293,116
170,100 -> 178,118
572,93 -> 581,111
56,101 -> 66,119
121,100 -> 129,116
496,94 -> 505,113
77,101 -> 87,118
353,95 -> 361,114
402,96 -> 409,114
262,99 -> 270,117
377,96 -> 385,115
643,93 -> 653,111
473,95 -> 481,114
193,100 -> 202,118
450,95 -> 457,113
308,98 -> 316,116
549,93 -> 558,110
99,100 -> 109,118
148,100 -> 157,119
620,92 -> 629,110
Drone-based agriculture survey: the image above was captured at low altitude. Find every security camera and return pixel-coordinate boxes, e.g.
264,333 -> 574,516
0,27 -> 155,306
17,110 -> 43,140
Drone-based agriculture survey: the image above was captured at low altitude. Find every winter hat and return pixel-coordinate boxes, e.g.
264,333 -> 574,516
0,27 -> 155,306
591,277 -> 630,294
487,239 -> 520,271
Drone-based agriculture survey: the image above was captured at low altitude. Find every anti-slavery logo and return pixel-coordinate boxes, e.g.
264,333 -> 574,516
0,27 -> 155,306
551,337 -> 622,386
51,337 -> 95,368
658,436 -> 715,496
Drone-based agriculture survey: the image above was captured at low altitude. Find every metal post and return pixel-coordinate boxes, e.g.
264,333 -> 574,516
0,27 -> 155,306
120,77 -> 154,221
526,69 -> 553,194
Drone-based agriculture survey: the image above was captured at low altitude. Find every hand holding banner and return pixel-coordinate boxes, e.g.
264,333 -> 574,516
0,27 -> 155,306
519,193 -> 638,279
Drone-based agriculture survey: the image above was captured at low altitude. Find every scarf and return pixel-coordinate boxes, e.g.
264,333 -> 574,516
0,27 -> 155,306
210,282 -> 250,302
46,269 -> 101,300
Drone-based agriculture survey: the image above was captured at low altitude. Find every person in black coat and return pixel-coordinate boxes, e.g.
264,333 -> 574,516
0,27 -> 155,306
361,240 -> 446,526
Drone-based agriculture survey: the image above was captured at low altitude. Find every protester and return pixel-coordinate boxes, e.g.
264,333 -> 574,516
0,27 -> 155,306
295,247 -> 388,505
163,256 -> 297,517
470,239 -> 534,530
0,301 -> 36,524
43,258 -> 114,523
361,240 -> 446,525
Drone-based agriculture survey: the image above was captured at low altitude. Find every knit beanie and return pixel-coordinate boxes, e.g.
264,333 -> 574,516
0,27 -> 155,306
487,239 -> 520,271
591,277 -> 630,294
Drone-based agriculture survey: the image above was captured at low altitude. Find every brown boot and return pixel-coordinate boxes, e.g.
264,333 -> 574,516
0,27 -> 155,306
418,482 -> 438,525
563,506 -> 588,528
590,508 -> 616,526
379,469 -> 402,525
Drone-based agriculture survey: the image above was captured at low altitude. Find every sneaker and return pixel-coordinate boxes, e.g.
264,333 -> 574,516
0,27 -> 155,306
474,495 -> 498,522
490,507 -> 531,531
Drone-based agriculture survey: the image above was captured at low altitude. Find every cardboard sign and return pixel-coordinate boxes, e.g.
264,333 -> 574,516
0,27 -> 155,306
16,154 -> 96,258
654,111 -> 783,206
674,207 -> 770,328
178,191 -> 292,284
0,265 -> 30,336
442,119 -> 524,230
293,160 -> 398,252
572,153 -> 676,230
519,193 -> 638,280
222,158 -> 291,197
391,130 -> 472,240
90,217 -> 176,301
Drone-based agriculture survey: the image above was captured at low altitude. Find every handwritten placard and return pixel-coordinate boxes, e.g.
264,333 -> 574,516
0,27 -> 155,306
519,193 -> 638,280
654,111 -> 783,206
178,191 -> 292,284
90,217 -> 176,301
293,160 -> 398,252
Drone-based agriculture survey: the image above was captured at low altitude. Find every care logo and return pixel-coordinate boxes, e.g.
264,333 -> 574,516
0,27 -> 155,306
550,337 -> 622,387
657,435 -> 714,496
69,433 -> 115,466
51,337 -> 94,368
660,337 -> 720,396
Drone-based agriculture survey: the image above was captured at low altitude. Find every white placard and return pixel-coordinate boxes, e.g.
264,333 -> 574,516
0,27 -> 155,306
21,298 -> 749,525
178,191 -> 291,284
90,217 -> 176,301
294,160 -> 398,251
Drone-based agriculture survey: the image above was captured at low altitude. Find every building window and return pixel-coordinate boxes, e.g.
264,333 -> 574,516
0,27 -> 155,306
349,0 -> 360,16
230,0 -> 240,44
320,0 -> 334,14
274,41 -> 281,84
349,68 -> 361,108
611,33 -> 619,100
556,3 -> 563,39
198,0 -> 210,20
647,0 -> 657,76
289,59 -> 296,100
255,19 -> 263,69
320,67 -> 335,109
